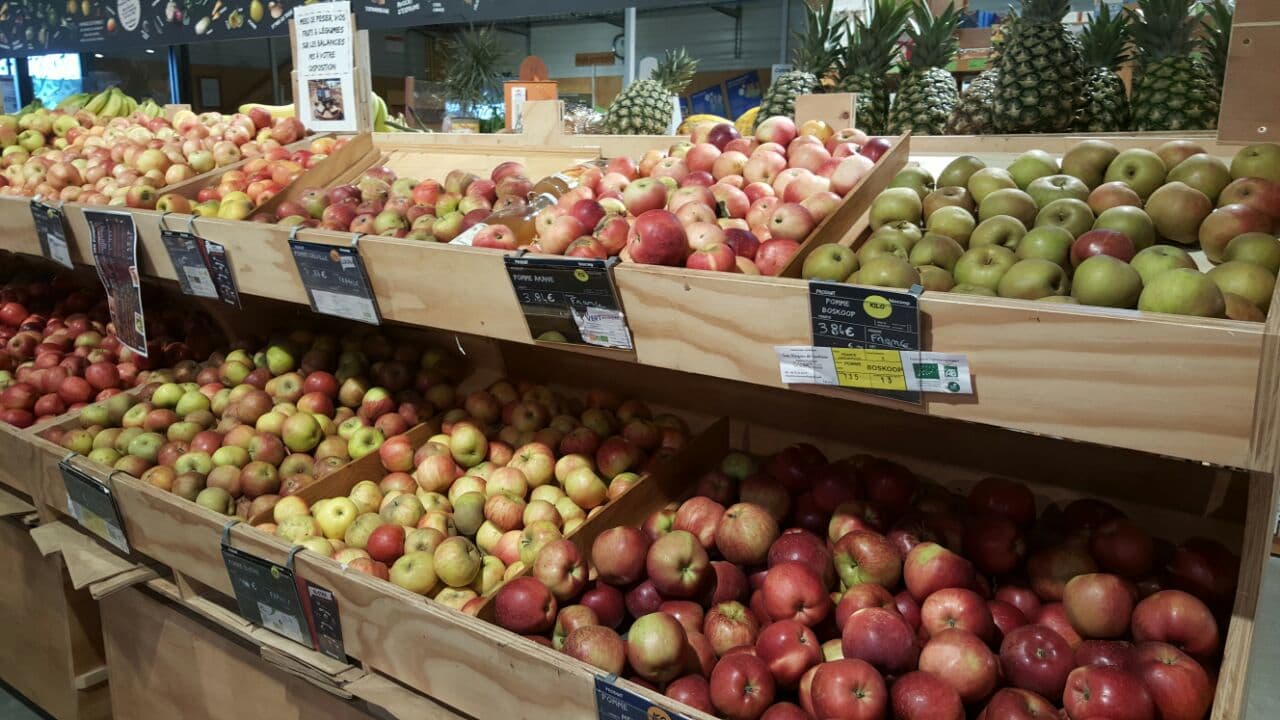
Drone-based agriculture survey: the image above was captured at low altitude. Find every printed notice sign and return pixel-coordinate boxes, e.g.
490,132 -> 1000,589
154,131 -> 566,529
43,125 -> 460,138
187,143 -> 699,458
294,2 -> 358,132
84,210 -> 147,357
503,255 -> 633,350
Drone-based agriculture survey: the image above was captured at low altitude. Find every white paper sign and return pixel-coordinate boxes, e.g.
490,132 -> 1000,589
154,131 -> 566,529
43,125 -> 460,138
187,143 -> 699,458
774,346 -> 974,395
294,1 -> 358,132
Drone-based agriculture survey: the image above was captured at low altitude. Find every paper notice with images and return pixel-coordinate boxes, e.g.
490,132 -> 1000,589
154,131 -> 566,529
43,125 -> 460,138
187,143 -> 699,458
294,2 -> 358,132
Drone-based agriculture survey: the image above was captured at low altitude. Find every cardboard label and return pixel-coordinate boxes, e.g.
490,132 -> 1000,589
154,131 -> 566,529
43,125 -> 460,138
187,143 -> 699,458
594,676 -> 692,720
289,240 -> 381,325
59,459 -> 130,553
84,210 -> 147,357
809,281 -> 921,404
30,201 -> 73,269
504,256 -> 632,350
160,229 -> 219,299
222,545 -> 312,646
203,240 -> 242,309
304,581 -> 346,662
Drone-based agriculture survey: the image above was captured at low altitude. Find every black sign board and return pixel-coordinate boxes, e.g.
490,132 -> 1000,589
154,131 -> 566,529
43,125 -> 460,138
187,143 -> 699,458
30,200 -> 73,269
809,281 -> 922,404
594,676 -> 692,720
160,229 -> 219,299
84,210 -> 147,357
304,581 -> 347,662
58,459 -> 130,553
288,240 -> 381,325
503,255 -> 632,350
222,544 -> 313,646
203,240 -> 242,308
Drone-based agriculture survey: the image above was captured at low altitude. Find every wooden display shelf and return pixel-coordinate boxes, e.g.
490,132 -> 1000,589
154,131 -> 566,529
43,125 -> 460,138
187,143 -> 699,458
0,495 -> 110,720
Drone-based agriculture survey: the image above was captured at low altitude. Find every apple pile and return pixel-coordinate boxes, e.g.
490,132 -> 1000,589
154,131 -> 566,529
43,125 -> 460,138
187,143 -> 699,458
149,135 -> 343,217
0,277 -> 224,427
492,444 -> 1236,720
42,329 -> 470,520
0,105 -> 308,208
807,139 -> 1280,320
251,379 -> 692,612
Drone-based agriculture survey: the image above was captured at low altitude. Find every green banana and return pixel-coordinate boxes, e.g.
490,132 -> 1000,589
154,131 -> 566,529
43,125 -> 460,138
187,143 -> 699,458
83,89 -> 110,115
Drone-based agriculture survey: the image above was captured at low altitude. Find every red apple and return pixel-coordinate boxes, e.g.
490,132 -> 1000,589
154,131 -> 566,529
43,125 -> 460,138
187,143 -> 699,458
809,658 -> 887,720
627,209 -> 688,266
1076,639 -> 1136,668
832,530 -> 902,589
1072,229 -> 1137,266
1089,519 -> 1155,580
709,653 -> 775,720
592,526 -> 650,586
646,530 -> 711,598
762,562 -> 830,626
999,624 -> 1074,702
967,477 -> 1036,527
493,576 -> 557,634
918,629 -> 999,704
1063,665 -> 1155,720
1063,573 -> 1135,639
1130,590 -> 1220,661
981,688 -> 1059,719
1129,641 -> 1213,720
922,587 -> 996,641
627,612 -> 689,684
904,542 -> 976,601
704,601 -> 761,657
754,619 -> 821,688
716,502 -> 779,566
841,607 -> 919,675
890,670 -> 964,720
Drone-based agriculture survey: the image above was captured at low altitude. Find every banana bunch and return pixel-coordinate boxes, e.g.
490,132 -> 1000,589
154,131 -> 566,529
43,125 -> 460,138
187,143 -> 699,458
239,102 -> 295,118
136,99 -> 164,118
241,92 -> 415,132
56,92 -> 92,112
734,107 -> 760,137
677,113 -> 732,134
82,87 -> 138,118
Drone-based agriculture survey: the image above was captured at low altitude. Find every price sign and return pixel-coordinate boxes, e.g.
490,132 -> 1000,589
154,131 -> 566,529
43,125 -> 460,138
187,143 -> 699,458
84,210 -> 147,357
504,255 -> 633,350
30,200 -> 73,269
160,229 -> 219,299
304,581 -> 347,662
594,676 -> 692,720
222,543 -> 313,646
289,240 -> 381,325
203,240 -> 242,309
58,458 -> 130,553
809,281 -> 922,404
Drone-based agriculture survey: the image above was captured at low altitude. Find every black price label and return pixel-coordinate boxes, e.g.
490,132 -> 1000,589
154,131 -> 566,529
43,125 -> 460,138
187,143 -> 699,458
84,210 -> 147,357
503,255 -> 632,350
221,545 -> 312,646
58,459 -> 130,553
809,281 -> 922,404
30,200 -> 72,269
594,676 -> 692,720
304,581 -> 346,662
288,240 -> 381,325
160,229 -> 219,299
203,240 -> 242,309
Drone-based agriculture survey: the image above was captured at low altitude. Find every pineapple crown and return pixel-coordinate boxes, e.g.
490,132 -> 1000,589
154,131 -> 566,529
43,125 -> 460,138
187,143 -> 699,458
902,1 -> 960,71
650,48 -> 699,94
1016,0 -> 1069,25
792,0 -> 848,77
1080,4 -> 1132,70
1200,0 -> 1234,86
841,0 -> 911,76
1128,0 -> 1207,61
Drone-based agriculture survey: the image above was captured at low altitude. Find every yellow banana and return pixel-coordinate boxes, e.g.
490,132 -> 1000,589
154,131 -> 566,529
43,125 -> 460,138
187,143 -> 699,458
735,107 -> 760,136
99,89 -> 124,118
678,114 -> 732,134
239,102 -> 296,119
83,89 -> 110,115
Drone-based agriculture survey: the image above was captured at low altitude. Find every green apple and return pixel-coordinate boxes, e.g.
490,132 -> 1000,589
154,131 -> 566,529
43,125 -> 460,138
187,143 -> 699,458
970,215 -> 1028,251
801,244 -> 859,281
954,246 -> 1017,291
151,382 -> 184,409
196,487 -> 236,515
922,186 -> 975,217
978,188 -> 1038,227
1016,226 -> 1075,268
1027,174 -> 1091,209
967,167 -> 1018,203
1007,149 -> 1060,189
939,155 -> 986,188
997,259 -> 1070,300
212,445 -> 250,468
1061,139 -> 1120,189
1168,153 -> 1232,203
1130,245 -> 1197,286
870,221 -> 924,249
926,206 -> 977,247
114,428 -> 144,454
351,426 -> 387,461
1230,142 -> 1280,183
917,265 -> 955,292
856,255 -> 921,289
1039,295 -> 1080,304
857,234 -> 913,264
909,233 -> 966,272
1224,233 -> 1280,274
869,187 -> 924,230
1093,206 -> 1156,251
951,284 -> 998,296
1144,182 -> 1212,245
1138,268 -> 1226,317
1224,293 -> 1268,321
175,390 -> 211,417
1035,198 -> 1095,239
1207,261 -> 1276,313
1155,140 -> 1208,171
1071,255 -> 1143,308
265,344 -> 296,375
887,165 -> 935,200
1104,149 -> 1167,200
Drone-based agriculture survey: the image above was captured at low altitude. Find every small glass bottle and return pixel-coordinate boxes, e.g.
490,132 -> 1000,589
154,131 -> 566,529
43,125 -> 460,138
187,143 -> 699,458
529,158 -> 608,199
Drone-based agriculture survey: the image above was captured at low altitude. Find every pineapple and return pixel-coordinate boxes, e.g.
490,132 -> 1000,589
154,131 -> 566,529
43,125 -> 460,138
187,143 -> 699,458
837,0 -> 911,135
1074,5 -> 1132,132
605,49 -> 698,135
993,0 -> 1084,133
888,1 -> 962,136
756,0 -> 846,128
945,18 -> 1013,135
1202,0 -> 1234,92
1128,0 -> 1220,131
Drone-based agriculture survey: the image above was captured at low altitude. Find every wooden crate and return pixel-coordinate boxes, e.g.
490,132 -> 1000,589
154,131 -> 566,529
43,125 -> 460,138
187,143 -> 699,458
0,505 -> 110,720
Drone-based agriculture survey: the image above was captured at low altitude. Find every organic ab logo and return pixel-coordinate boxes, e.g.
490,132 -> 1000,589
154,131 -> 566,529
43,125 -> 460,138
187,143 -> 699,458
574,268 -> 590,282
862,294 -> 893,320
270,566 -> 282,580
646,707 -> 672,720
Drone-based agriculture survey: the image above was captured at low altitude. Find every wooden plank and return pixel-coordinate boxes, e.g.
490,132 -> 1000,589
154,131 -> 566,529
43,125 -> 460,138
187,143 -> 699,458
908,131 -> 1231,157
0,421 -> 39,497
0,196 -> 45,257
1218,24 -> 1280,144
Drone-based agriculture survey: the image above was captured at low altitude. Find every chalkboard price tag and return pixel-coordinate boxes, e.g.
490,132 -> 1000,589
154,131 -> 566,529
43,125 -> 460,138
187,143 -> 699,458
809,281 -> 922,404
288,240 -> 381,325
594,676 -> 692,720
58,459 -> 130,553
203,239 -> 242,309
30,200 -> 73,269
304,581 -> 347,662
222,544 -> 312,646
160,229 -> 219,299
503,255 -> 632,350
